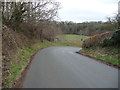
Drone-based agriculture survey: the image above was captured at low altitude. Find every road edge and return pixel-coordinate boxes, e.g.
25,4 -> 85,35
12,48 -> 44,88
76,51 -> 120,69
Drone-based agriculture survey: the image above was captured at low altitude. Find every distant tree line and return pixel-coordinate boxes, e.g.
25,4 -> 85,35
57,14 -> 119,36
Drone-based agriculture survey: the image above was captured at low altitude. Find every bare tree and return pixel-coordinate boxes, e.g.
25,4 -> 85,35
2,0 -> 61,39
107,13 -> 120,29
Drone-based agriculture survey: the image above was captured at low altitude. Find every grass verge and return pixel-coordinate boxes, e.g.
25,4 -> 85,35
78,46 -> 120,68
5,40 -> 81,88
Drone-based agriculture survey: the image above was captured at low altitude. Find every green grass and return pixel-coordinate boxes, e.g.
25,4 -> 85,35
94,55 -> 119,66
5,40 -> 81,88
57,34 -> 88,41
43,40 -> 81,47
80,46 -> 120,67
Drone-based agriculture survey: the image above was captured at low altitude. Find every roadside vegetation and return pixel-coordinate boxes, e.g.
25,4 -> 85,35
79,46 -> 119,67
79,30 -> 120,68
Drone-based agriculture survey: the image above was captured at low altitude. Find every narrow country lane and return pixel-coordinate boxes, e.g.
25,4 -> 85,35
22,47 -> 118,88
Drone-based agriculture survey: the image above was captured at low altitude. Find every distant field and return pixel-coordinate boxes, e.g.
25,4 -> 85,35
57,34 -> 88,41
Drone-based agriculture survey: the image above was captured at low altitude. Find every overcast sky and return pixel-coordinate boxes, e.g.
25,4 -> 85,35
57,0 -> 119,23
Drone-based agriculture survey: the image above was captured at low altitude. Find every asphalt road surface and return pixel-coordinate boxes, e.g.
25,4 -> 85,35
22,47 -> 118,88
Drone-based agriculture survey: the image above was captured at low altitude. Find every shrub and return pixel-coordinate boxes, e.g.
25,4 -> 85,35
102,38 -> 111,46
110,30 -> 120,46
102,29 -> 120,47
